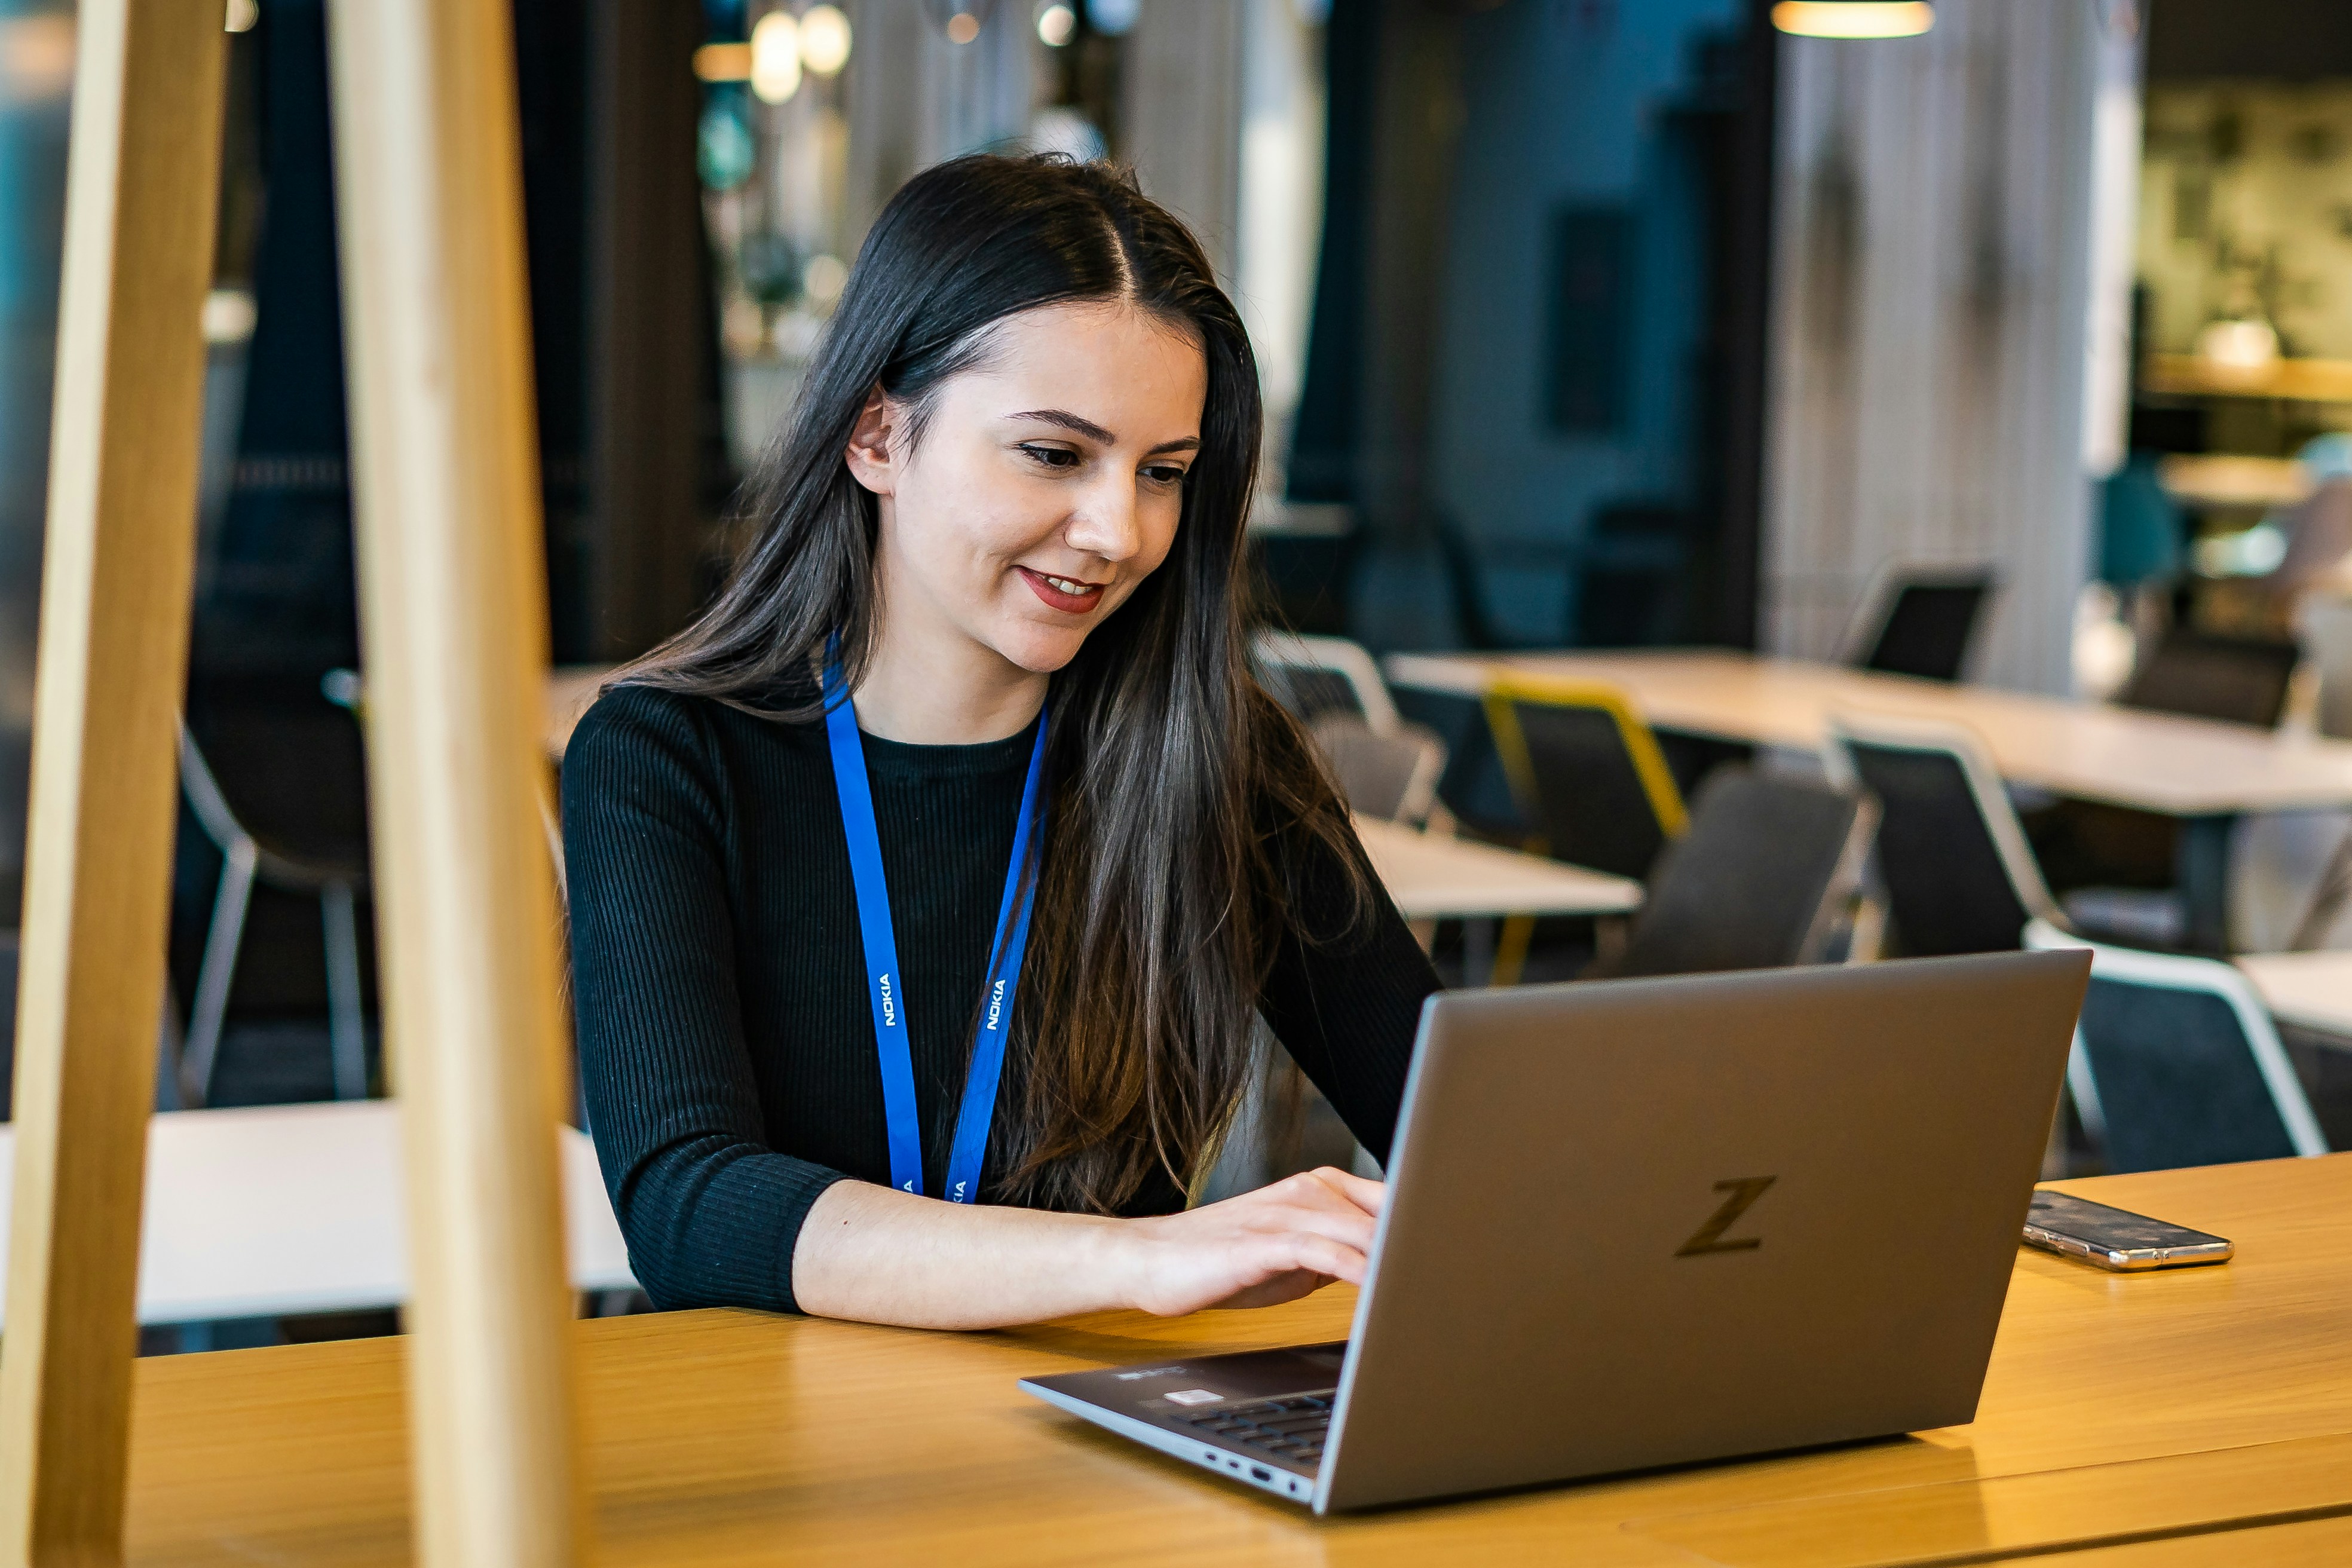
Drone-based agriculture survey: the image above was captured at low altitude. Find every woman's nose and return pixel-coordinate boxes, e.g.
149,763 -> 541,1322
1064,473 -> 1144,562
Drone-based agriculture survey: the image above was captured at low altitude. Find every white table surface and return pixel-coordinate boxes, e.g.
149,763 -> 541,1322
1352,814 -> 1641,919
1386,649 -> 2352,817
2239,950 -> 2352,1039
0,1101 -> 634,1327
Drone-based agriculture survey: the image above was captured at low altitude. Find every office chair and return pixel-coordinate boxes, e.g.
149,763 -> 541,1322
2287,599 -> 2352,949
1384,681 -> 1527,844
1842,562 -> 1997,683
1253,630 -> 1401,733
1308,713 -> 1446,828
2026,919 -> 2327,1173
1824,711 -> 2063,957
1586,768 -> 1877,981
176,724 -> 369,1107
2117,627 -> 2302,729
1484,675 -> 1686,883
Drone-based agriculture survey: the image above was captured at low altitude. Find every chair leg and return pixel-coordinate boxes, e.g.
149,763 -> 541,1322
155,984 -> 185,1113
2288,820 -> 2352,952
322,880 -> 367,1101
2066,1027 -> 2107,1150
181,837 -> 258,1108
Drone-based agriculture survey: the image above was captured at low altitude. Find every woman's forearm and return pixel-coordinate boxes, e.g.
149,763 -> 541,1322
789,1168 -> 1388,1331
791,1180 -> 1140,1329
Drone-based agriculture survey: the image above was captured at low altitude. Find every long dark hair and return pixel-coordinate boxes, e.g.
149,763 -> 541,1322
621,154 -> 1364,1212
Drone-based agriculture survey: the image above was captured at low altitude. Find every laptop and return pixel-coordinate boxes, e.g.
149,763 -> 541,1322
1021,951 -> 2089,1512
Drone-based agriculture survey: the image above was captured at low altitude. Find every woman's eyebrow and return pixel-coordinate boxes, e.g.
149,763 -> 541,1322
1009,409 -> 1200,455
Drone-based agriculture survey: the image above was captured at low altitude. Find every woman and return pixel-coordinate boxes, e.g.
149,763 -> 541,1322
565,154 -> 1440,1331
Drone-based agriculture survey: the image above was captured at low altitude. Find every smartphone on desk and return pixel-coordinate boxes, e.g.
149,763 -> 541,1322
2022,1190 -> 2232,1272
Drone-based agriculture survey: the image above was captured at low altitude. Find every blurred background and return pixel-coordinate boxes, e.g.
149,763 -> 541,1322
4,0 -> 2352,1137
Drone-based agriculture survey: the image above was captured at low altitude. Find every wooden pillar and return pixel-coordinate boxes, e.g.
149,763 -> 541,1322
322,2 -> 586,1564
0,1 -> 226,1561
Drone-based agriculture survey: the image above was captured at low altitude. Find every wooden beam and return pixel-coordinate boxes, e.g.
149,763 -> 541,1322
0,0 -> 226,1561
321,1 -> 586,1564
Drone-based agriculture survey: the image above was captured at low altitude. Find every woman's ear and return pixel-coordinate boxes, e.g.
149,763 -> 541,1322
844,386 -> 898,495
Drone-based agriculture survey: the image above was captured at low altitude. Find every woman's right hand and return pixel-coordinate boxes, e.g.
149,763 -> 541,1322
1117,1167 -> 1386,1317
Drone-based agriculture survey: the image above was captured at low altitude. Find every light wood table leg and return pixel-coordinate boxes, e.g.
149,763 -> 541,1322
324,1 -> 586,1564
0,2 -> 226,1563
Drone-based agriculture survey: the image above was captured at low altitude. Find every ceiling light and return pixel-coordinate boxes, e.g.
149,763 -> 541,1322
750,11 -> 801,102
1771,1 -> 1933,38
1037,3 -> 1076,46
799,5 -> 852,74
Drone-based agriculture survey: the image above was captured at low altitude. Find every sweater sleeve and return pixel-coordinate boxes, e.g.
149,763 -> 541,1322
562,685 -> 847,1312
1252,795 -> 1442,1172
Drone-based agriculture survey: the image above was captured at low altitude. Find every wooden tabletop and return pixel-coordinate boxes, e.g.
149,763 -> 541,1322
2239,950 -> 2352,1040
1351,815 -> 1641,919
1387,650 -> 2352,816
0,1104 -> 633,1327
120,1155 -> 2352,1564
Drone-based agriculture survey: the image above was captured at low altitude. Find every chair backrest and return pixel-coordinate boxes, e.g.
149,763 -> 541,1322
2293,594 -> 2352,740
2117,628 -> 2301,728
1824,711 -> 2059,957
1307,714 -> 1446,827
1385,682 -> 1529,841
1589,768 -> 1878,980
2025,918 -> 2326,1172
1844,563 -> 1996,683
1485,676 -> 1685,881
1252,630 -> 1401,734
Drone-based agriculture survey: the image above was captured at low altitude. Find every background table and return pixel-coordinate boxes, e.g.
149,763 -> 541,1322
2239,950 -> 2352,1040
1390,649 -> 2352,951
0,1101 -> 633,1327
115,1154 -> 2352,1564
1352,814 -> 1640,920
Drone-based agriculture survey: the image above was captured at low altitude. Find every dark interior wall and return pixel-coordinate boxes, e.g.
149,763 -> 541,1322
2146,0 -> 2352,82
584,0 -> 727,662
1304,0 -> 1774,653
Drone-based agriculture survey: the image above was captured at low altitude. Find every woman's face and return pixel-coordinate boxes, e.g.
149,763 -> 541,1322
846,299 -> 1207,678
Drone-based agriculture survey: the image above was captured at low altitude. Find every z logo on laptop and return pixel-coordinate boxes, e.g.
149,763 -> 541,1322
1676,1176 -> 1777,1257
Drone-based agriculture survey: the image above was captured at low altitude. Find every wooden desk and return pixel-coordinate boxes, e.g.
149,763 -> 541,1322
1352,815 -> 1640,920
1390,650 -> 2352,951
2239,950 -> 2352,1040
0,1104 -> 633,1327
120,1156 -> 2352,1564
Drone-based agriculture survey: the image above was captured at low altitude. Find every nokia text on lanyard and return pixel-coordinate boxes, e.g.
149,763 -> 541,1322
822,659 -> 1049,1202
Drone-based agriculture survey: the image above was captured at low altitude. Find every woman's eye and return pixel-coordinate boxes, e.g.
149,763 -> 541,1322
1142,464 -> 1189,486
1019,443 -> 1082,470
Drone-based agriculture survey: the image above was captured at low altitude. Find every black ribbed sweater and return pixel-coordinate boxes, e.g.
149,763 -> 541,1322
561,682 -> 1441,1313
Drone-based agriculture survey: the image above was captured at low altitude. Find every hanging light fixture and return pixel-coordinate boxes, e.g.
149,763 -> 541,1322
1771,1 -> 1933,38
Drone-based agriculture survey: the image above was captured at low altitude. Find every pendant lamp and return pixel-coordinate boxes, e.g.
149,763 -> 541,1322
1771,1 -> 1934,38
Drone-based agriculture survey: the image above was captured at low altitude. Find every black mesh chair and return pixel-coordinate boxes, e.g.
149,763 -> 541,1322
175,723 -> 369,1105
1252,630 -> 1399,731
2026,919 -> 2326,1172
2117,629 -> 2302,728
1826,712 -> 2062,957
1587,768 -> 1877,981
1484,676 -> 1686,883
1845,564 -> 1996,682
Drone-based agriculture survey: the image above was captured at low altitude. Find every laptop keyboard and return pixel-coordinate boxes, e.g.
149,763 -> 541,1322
1172,1392 -> 1336,1466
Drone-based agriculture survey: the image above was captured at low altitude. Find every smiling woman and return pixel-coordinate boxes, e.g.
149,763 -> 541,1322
561,155 -> 1440,1331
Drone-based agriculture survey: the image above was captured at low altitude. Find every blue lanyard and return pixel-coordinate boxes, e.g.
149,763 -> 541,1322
821,661 -> 1049,1202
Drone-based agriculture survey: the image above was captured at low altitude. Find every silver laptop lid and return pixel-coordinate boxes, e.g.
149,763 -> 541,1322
1318,951 -> 2087,1512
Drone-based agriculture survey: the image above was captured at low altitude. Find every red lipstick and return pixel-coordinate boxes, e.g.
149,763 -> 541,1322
1018,566 -> 1107,614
